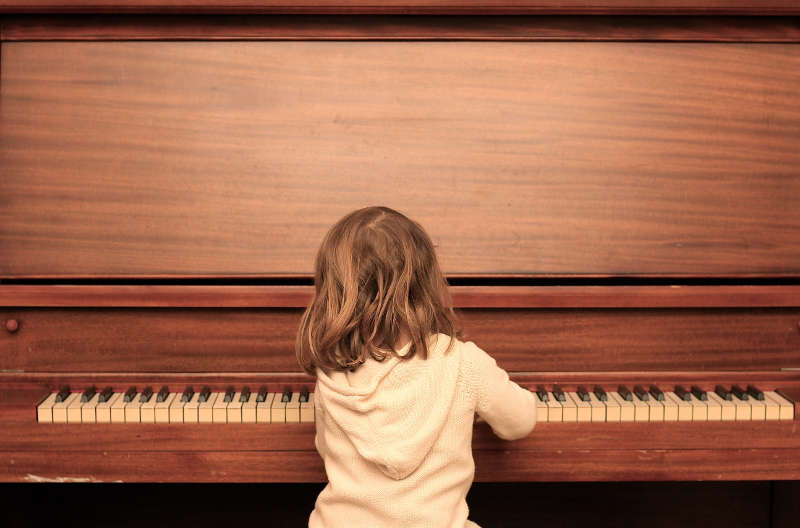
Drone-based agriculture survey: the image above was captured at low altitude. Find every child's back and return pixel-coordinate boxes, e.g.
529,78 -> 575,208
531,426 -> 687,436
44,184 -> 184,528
296,206 -> 537,527
310,333 -> 536,528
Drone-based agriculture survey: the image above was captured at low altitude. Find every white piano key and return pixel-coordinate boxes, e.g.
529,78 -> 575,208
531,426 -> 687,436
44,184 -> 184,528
707,392 -> 736,421
169,392 -> 189,423
36,393 -> 58,424
705,393 -> 722,421
300,393 -> 315,423
140,393 -> 158,424
763,392 -> 781,420
226,392 -> 244,423
155,393 -> 176,423
110,393 -> 127,423
286,391 -> 302,423
732,396 -> 751,421
66,393 -> 84,423
536,394 -> 549,422
80,393 -> 100,424
271,392 -> 288,423
748,396 -> 767,421
183,393 -> 200,424
764,391 -> 793,420
199,392 -> 220,423
665,392 -> 692,421
567,392 -> 591,423
587,392 -> 606,422
559,393 -> 577,422
53,393 -> 79,424
661,393 -> 678,421
545,394 -> 563,422
689,395 -> 708,422
601,392 -> 621,422
631,395 -> 649,422
609,392 -> 634,422
644,397 -> 664,422
124,394 -> 143,423
213,392 -> 230,423
96,392 -> 120,424
242,392 -> 257,423
256,392 -> 275,423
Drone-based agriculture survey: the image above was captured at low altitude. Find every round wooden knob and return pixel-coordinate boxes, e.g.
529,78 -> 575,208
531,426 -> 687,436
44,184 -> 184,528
5,319 -> 19,333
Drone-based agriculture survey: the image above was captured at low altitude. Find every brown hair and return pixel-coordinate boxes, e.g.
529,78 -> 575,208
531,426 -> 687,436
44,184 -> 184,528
296,206 -> 462,374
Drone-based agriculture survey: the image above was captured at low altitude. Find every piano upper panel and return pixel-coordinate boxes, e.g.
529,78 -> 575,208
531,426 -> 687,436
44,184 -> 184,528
1,31 -> 800,278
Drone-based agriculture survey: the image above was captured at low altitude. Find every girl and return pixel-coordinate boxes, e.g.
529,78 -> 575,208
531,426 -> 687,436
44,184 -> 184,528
296,206 -> 537,528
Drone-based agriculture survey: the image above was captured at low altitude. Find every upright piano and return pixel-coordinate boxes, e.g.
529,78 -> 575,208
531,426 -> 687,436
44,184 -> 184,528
1,2 -> 799,526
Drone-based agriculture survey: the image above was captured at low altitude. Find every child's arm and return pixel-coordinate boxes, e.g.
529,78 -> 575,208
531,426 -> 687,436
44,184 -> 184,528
467,341 -> 537,440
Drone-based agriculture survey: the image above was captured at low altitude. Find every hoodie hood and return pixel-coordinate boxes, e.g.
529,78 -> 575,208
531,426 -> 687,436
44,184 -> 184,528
315,333 -> 461,480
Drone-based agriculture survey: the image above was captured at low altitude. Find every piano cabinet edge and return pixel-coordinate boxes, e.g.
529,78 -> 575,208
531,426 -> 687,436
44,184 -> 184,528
4,419 -> 800,453
3,449 -> 800,483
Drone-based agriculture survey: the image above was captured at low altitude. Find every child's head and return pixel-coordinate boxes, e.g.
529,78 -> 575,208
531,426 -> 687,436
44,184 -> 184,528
296,206 -> 461,374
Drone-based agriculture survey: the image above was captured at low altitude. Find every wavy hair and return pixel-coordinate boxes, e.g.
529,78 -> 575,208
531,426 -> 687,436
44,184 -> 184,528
296,206 -> 462,374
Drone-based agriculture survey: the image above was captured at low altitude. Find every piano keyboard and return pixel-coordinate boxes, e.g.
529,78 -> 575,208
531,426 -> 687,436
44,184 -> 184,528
36,386 -> 315,424
35,383 -> 796,424
534,385 -> 795,422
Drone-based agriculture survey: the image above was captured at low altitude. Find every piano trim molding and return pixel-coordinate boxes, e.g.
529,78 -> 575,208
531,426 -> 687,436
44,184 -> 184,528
1,284 -> 800,308
2,15 -> 800,42
1,0 -> 800,16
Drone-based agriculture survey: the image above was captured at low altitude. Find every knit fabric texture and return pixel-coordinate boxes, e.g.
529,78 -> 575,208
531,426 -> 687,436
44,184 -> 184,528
309,333 -> 537,527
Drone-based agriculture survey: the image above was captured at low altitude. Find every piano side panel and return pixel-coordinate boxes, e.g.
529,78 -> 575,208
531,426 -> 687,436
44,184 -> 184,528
2,307 -> 798,372
1,40 -> 800,278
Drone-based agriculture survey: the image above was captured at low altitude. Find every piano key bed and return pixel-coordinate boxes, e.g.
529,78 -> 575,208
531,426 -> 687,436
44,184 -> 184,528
35,383 -> 796,424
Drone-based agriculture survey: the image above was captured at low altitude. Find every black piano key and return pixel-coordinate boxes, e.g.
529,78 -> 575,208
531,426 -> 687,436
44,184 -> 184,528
593,386 -> 608,401
715,385 -> 733,401
198,387 -> 211,403
139,386 -> 153,403
536,386 -> 550,402
81,386 -> 97,403
223,386 -> 235,403
156,386 -> 170,403
633,385 -> 649,401
690,385 -> 708,401
747,385 -> 765,401
576,386 -> 591,402
618,385 -> 633,401
731,385 -> 749,401
55,386 -> 70,403
98,386 -> 113,404
675,385 -> 691,402
123,387 -> 137,403
649,385 -> 665,401
281,387 -> 292,403
552,386 -> 566,402
181,386 -> 195,403
299,388 -> 310,403
256,386 -> 268,403
240,386 -> 251,403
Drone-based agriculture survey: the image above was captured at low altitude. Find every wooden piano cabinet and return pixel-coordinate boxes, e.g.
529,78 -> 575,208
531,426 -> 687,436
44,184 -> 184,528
1,8 -> 799,527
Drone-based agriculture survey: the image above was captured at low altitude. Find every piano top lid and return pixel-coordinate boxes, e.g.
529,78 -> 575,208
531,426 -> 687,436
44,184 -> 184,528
0,0 -> 799,15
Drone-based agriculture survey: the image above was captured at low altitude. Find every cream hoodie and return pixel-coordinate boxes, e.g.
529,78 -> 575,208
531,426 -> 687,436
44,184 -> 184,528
309,334 -> 537,528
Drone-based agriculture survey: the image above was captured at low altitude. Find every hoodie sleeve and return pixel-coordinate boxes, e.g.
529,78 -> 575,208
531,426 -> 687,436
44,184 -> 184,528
465,341 -> 537,440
